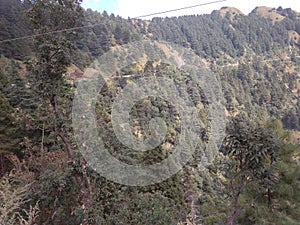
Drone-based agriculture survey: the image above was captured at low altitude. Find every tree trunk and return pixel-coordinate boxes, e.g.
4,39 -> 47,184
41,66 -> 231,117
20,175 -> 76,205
51,94 -> 92,223
228,176 -> 246,225
0,153 -> 3,175
267,188 -> 273,209
228,188 -> 241,225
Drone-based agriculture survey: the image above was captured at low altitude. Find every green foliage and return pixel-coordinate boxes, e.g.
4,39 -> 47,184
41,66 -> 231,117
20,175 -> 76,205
0,57 -> 36,113
0,0 -> 32,59
147,10 -> 297,58
25,0 -> 83,99
29,167 -> 82,225
273,142 -> 300,223
24,0 -> 84,153
237,150 -> 300,224
0,93 -> 22,155
0,3 -> 300,225
75,9 -> 142,61
223,118 -> 279,174
87,184 -> 180,225
221,116 -> 280,224
146,9 -> 300,130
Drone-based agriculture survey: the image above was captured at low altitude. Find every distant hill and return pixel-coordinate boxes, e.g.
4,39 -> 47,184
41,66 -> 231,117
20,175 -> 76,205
219,7 -> 244,18
251,6 -> 285,23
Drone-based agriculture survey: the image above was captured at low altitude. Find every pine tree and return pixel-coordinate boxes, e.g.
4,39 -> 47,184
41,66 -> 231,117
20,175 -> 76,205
0,93 -> 20,155
0,58 -> 36,113
0,93 -> 22,175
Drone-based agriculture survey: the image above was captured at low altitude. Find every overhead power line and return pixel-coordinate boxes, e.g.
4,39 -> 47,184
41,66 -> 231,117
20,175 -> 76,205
135,0 -> 227,18
0,0 -> 227,44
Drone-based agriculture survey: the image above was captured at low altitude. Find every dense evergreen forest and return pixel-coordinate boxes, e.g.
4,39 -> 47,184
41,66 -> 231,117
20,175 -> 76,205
0,0 -> 299,224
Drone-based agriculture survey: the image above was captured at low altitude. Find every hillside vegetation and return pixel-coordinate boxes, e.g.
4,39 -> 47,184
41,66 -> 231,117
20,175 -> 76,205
0,1 -> 299,225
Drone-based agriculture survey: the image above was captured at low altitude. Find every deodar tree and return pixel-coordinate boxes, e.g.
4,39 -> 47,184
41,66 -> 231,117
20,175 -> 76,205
25,0 -> 92,221
26,0 -> 82,158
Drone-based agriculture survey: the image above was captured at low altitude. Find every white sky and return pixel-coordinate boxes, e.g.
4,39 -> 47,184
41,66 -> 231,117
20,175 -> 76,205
82,0 -> 300,19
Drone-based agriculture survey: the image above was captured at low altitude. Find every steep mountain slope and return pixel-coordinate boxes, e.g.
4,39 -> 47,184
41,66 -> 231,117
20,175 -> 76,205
0,2 -> 299,225
142,7 -> 300,130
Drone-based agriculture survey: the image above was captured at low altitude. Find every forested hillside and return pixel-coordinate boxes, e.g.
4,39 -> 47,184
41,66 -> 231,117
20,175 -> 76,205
0,1 -> 299,225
